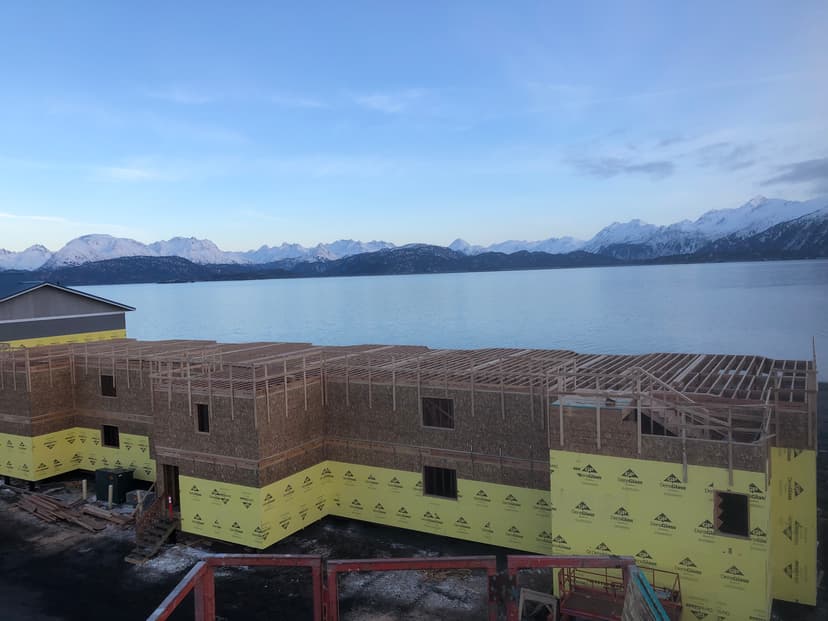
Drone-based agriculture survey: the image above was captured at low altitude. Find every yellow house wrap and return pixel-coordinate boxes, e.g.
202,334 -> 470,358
180,461 -> 555,554
0,427 -> 155,482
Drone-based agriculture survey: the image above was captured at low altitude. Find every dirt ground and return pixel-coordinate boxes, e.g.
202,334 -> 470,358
1,384 -> 825,621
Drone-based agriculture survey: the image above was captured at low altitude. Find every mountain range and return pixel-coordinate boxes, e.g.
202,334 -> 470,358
1,195 -> 826,276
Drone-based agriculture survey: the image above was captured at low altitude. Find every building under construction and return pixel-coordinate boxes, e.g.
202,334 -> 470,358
0,338 -> 818,621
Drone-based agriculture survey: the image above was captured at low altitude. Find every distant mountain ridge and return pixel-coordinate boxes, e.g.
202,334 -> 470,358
1,194 -> 827,271
1,208 -> 823,289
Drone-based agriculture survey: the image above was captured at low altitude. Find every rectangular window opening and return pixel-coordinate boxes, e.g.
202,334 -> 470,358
714,491 -> 749,537
101,374 -> 117,397
102,425 -> 120,448
196,403 -> 210,433
423,465 -> 457,499
422,397 -> 454,429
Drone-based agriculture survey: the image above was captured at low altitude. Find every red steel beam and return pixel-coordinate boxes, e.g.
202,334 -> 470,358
147,561 -> 209,621
206,553 -> 323,568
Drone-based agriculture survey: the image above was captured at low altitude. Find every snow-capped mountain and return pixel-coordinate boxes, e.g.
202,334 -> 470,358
0,244 -> 53,270
148,237 -> 249,265
583,195 -> 828,259
1,195 -> 826,271
42,234 -> 157,268
450,236 -> 585,255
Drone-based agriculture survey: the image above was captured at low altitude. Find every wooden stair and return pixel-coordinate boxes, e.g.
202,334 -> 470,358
125,516 -> 178,565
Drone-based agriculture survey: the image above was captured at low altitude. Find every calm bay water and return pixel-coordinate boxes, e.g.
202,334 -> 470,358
82,259 -> 828,379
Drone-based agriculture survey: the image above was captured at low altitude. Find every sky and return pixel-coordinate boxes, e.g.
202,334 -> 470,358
1,1 -> 827,252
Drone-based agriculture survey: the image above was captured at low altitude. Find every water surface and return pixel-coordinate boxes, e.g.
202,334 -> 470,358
82,260 -> 828,379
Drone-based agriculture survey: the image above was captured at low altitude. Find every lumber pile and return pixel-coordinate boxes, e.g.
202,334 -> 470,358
16,492 -> 131,532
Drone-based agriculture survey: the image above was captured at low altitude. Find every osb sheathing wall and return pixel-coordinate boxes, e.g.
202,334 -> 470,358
324,381 -> 551,490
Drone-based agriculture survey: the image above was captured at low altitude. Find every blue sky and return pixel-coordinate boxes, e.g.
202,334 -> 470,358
1,1 -> 827,251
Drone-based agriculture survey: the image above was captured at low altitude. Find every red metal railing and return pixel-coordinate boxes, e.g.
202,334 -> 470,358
148,553 -> 681,621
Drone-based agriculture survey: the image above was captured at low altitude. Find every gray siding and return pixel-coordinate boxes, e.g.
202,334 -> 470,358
0,287 -> 128,322
0,313 -> 125,341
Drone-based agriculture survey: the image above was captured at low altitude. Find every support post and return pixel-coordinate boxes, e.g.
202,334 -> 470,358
193,566 -> 216,621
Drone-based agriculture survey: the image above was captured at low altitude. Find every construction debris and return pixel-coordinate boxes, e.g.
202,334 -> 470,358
16,491 -> 130,532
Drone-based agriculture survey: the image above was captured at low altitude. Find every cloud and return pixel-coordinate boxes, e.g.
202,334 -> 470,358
568,156 -> 675,180
0,212 -> 66,223
762,156 -> 828,193
352,88 -> 428,113
696,142 -> 756,171
96,166 -> 168,182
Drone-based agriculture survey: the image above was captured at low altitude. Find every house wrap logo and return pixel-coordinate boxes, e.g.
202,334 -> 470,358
575,464 -> 602,483
721,565 -> 749,585
748,483 -> 766,502
783,561 -> 799,582
299,507 -> 309,521
660,473 -> 686,492
263,493 -> 275,506
36,462 -> 48,474
210,489 -> 231,505
676,557 -> 702,576
587,542 -> 611,554
315,499 -> 326,512
618,468 -> 643,487
252,525 -> 271,542
785,478 -> 804,500
611,507 -> 633,525
534,498 -> 552,513
100,457 -> 110,467
750,527 -> 768,544
686,603 -> 713,619
694,519 -> 715,537
70,453 -> 83,465
388,476 -> 403,489
53,458 -> 63,469
283,484 -> 295,498
422,511 -> 443,525
396,506 -> 411,519
481,521 -> 494,535
88,456 -> 97,467
474,489 -> 491,503
44,440 -> 57,450
192,513 -> 204,526
536,530 -> 553,545
350,499 -> 363,511
551,535 -> 571,550
373,502 -> 386,515
212,519 -> 221,531
279,516 -> 291,529
240,493 -> 255,509
454,516 -> 471,530
703,481 -> 715,495
5,440 -> 13,449
502,493 -> 520,509
5,461 -> 13,471
506,526 -> 523,540
650,512 -> 677,531
230,521 -> 244,535
343,469 -> 356,482
65,433 -> 76,445
366,473 -> 378,486
635,550 -> 656,567
783,520 -> 802,543
124,439 -> 133,451
572,501 -> 595,519
302,476 -> 313,489
320,467 -> 333,480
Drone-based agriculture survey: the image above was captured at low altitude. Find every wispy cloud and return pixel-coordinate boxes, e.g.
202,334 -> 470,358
96,165 -> 169,182
352,88 -> 429,113
696,142 -> 756,171
762,156 -> 828,193
0,211 -> 66,223
568,156 -> 675,180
